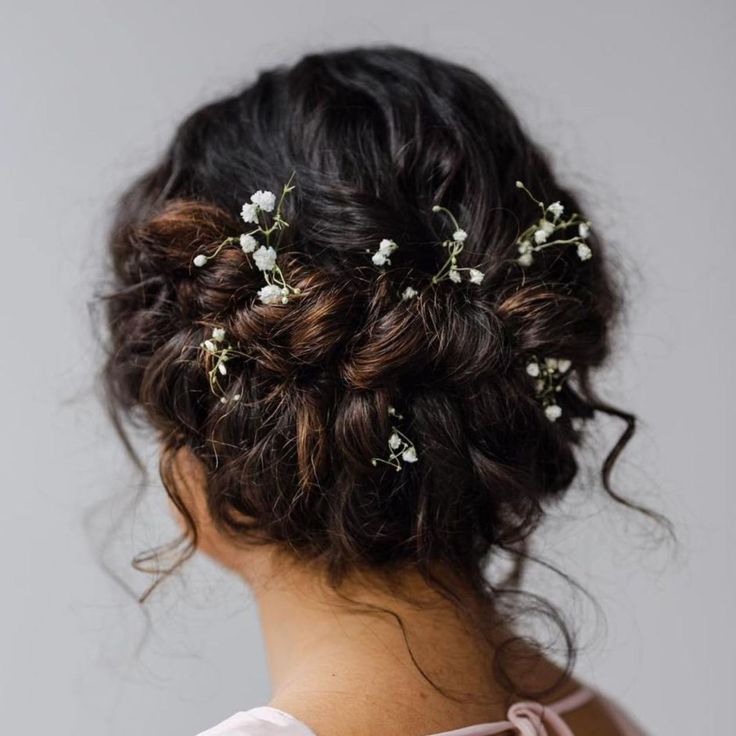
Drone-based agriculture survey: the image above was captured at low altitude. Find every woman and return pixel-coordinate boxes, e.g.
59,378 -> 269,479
100,45 -> 652,735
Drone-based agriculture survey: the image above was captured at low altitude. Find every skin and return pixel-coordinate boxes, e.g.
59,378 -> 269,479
168,446 -> 626,736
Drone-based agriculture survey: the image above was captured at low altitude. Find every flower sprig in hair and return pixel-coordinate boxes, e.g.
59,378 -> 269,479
199,326 -> 241,403
367,204 -> 484,300
430,205 -> 485,286
514,181 -> 592,267
193,173 -> 302,305
370,406 -> 418,471
525,356 -> 572,421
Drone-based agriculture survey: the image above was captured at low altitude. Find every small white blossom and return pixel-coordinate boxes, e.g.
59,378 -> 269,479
253,245 -> 277,272
401,446 -> 418,463
203,339 -> 216,353
535,379 -> 545,392
193,254 -> 208,267
379,238 -> 397,256
240,202 -> 259,224
250,190 -> 276,212
212,327 -> 226,342
469,268 -> 484,285
518,252 -> 534,267
372,238 -> 397,267
257,283 -> 283,304
547,201 -> 564,219
578,222 -> 591,238
453,229 -> 467,242
526,361 -> 540,377
518,240 -> 533,254
577,242 -> 592,261
388,432 -> 402,450
544,357 -> 558,370
240,234 -> 257,253
448,268 -> 462,283
402,286 -> 418,300
534,228 -> 549,244
217,362 -> 227,376
541,220 -> 555,235
545,404 -> 562,421
557,358 -> 572,373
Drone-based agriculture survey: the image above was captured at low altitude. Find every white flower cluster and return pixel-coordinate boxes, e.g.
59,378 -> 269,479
430,205 -> 485,287
371,238 -> 398,267
525,356 -> 572,421
370,405 -> 418,471
192,174 -> 302,305
369,204 -> 484,301
514,181 -> 593,267
199,326 -> 241,403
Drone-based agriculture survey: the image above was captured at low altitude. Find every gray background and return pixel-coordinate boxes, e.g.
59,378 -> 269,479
1,1 -> 734,734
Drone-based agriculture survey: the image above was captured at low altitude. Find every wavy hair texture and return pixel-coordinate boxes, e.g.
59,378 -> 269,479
96,45 -> 664,700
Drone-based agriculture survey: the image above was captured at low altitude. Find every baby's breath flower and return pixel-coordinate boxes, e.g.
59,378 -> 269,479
525,353 -> 574,421
250,190 -> 276,212
429,204 -> 484,287
240,233 -> 257,253
518,251 -> 534,267
468,268 -> 484,285
253,245 -> 277,272
402,285 -> 418,300
547,201 -> 564,219
577,242 -> 592,261
241,202 -> 259,224
212,327 -> 226,342
257,283 -> 284,305
195,174 -> 301,309
371,238 -> 398,267
371,406 -> 418,471
514,181 -> 594,268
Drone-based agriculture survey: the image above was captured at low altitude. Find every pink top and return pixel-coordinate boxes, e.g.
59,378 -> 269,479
195,686 -> 647,735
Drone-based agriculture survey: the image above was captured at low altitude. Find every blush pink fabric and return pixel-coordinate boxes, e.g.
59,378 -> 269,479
195,686 -> 647,736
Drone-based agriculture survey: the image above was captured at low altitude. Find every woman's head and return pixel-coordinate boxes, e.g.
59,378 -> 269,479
101,45 -> 627,604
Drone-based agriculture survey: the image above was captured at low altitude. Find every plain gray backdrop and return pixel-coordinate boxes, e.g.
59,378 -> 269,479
1,1 -> 734,734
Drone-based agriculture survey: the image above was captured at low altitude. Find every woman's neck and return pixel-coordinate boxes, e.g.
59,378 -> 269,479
246,556 -> 575,736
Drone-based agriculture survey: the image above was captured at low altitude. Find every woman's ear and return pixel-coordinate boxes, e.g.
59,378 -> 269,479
165,444 -> 256,573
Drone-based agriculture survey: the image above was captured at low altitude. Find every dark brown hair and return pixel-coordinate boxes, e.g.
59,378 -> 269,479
97,45 -> 658,699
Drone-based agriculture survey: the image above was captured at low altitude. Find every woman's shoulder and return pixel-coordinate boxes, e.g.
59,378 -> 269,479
194,688 -> 648,736
194,706 -> 316,736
